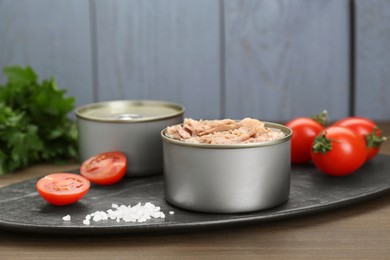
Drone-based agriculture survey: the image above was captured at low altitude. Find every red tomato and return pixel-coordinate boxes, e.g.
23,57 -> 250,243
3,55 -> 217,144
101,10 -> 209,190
36,173 -> 90,206
311,126 -> 366,176
80,151 -> 127,185
286,118 -> 324,164
333,117 -> 386,161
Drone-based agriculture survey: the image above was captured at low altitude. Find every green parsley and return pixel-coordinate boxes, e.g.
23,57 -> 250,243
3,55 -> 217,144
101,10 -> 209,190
0,66 -> 78,174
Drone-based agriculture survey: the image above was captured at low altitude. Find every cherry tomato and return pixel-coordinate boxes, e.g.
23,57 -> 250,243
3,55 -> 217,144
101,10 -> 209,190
36,173 -> 90,206
333,117 -> 386,161
286,118 -> 324,164
80,151 -> 127,185
311,126 -> 366,176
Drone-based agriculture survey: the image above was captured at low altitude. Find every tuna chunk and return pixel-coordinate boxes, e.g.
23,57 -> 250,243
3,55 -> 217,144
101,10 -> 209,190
165,118 -> 285,144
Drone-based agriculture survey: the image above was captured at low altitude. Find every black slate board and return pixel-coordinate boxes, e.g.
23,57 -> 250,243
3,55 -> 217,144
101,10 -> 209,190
1,155 -> 390,235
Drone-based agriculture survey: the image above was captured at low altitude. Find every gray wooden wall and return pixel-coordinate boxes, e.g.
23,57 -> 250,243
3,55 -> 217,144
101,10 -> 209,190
0,0 -> 389,121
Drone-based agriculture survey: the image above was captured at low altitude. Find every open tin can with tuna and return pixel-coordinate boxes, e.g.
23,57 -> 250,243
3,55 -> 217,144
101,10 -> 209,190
161,119 -> 292,213
75,100 -> 184,177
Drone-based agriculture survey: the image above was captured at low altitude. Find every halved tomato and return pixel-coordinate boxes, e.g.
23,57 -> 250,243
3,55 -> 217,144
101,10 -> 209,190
80,151 -> 127,185
36,173 -> 90,206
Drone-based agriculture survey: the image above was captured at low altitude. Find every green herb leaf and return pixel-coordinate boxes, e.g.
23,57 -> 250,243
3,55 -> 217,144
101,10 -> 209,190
3,66 -> 37,86
0,65 -> 78,174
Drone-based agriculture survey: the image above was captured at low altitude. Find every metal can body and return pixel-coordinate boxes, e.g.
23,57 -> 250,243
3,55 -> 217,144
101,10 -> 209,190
76,100 -> 184,177
161,122 -> 292,213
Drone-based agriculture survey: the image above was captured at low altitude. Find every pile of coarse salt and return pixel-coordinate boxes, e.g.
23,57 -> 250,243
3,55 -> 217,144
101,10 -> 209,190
81,202 -> 166,225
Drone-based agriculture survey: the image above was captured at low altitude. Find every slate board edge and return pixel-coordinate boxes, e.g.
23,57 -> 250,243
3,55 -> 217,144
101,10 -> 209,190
1,154 -> 390,236
0,184 -> 389,236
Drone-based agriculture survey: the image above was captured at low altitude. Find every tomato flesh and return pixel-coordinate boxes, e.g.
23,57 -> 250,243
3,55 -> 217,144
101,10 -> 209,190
36,173 -> 90,206
311,126 -> 366,176
80,151 -> 127,185
286,118 -> 324,164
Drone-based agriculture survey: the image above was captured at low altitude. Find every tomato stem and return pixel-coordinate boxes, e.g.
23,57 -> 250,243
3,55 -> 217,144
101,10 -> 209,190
311,110 -> 330,127
312,131 -> 332,154
365,126 -> 387,148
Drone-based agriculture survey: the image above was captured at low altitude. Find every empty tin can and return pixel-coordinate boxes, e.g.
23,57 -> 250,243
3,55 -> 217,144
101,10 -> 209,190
161,122 -> 292,213
76,100 -> 184,177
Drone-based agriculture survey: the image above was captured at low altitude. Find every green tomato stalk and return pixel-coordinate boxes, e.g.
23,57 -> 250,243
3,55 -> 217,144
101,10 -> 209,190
366,126 -> 387,148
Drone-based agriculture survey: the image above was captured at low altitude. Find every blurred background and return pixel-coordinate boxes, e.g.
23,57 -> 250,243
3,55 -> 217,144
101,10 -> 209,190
0,0 -> 389,122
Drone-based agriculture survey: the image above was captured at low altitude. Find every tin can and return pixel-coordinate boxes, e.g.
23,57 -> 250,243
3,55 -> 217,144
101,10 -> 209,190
161,122 -> 292,213
76,100 -> 184,177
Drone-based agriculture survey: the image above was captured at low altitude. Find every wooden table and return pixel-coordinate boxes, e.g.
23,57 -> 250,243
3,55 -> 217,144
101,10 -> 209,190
1,123 -> 390,259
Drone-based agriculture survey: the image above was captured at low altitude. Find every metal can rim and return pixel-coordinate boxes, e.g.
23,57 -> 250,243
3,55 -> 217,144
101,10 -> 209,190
75,100 -> 185,123
161,122 -> 292,149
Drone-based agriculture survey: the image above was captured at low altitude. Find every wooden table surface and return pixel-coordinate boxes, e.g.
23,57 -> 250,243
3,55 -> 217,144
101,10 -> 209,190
1,123 -> 390,260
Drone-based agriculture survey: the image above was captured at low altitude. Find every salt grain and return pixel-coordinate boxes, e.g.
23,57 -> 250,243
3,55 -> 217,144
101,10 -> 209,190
82,202 -> 166,225
62,215 -> 71,221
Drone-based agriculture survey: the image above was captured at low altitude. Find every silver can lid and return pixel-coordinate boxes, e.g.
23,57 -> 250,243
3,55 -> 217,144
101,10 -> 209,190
75,100 -> 185,123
